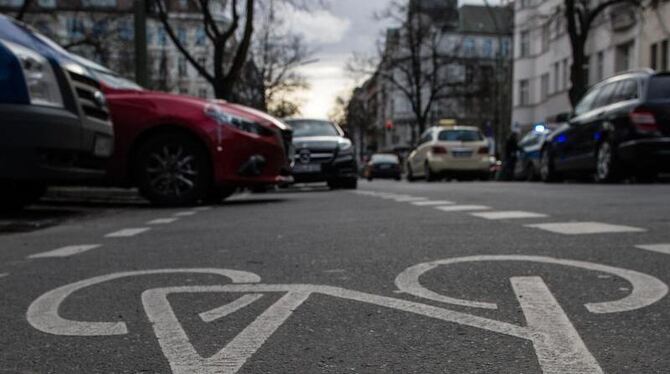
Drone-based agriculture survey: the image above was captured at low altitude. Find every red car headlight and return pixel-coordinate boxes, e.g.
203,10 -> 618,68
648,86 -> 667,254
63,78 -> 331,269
204,104 -> 272,136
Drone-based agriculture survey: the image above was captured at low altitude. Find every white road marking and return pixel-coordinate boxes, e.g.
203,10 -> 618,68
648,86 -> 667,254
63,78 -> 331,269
411,200 -> 455,206
27,258 -> 670,374
394,255 -> 668,313
29,245 -> 101,259
105,228 -> 151,238
27,269 -> 261,336
194,206 -> 212,211
511,276 -> 603,373
174,211 -> 197,217
0,273 -> 8,278
148,218 -> 179,225
635,244 -> 670,255
394,197 -> 428,202
434,205 -> 490,212
525,222 -> 646,235
471,211 -> 548,220
199,294 -> 263,323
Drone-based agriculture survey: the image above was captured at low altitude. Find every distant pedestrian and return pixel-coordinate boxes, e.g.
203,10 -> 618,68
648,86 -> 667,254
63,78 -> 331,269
501,131 -> 519,180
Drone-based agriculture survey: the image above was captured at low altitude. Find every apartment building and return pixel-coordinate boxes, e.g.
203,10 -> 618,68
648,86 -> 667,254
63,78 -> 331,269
512,0 -> 670,129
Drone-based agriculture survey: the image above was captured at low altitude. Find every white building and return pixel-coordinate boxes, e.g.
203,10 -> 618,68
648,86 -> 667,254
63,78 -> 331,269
512,0 -> 670,129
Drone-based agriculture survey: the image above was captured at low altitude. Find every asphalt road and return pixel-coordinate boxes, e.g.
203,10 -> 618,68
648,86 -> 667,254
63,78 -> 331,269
1,180 -> 669,373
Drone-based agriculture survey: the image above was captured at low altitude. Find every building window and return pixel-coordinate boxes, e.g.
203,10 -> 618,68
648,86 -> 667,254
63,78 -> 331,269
118,20 -> 133,41
520,30 -> 530,57
583,55 -> 590,86
178,57 -> 187,77
651,43 -> 658,70
500,39 -> 511,57
157,27 -> 167,46
177,26 -> 188,45
596,51 -> 604,81
615,41 -> 634,72
519,79 -> 530,106
663,40 -> 669,71
541,23 -> 550,53
482,38 -> 493,58
195,27 -> 206,46
196,56 -> 206,68
463,38 -> 476,57
198,88 -> 208,98
553,62 -> 560,92
541,73 -> 550,100
562,59 -> 569,90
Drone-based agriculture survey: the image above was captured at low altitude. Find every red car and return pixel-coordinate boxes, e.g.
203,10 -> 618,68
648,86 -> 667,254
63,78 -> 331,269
77,57 -> 293,205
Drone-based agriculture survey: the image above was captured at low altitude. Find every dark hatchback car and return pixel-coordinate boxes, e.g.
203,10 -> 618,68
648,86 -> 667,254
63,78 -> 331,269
284,119 -> 357,189
364,153 -> 402,181
541,70 -> 670,182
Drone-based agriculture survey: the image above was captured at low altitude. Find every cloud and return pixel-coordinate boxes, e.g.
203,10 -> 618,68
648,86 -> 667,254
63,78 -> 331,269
283,9 -> 351,45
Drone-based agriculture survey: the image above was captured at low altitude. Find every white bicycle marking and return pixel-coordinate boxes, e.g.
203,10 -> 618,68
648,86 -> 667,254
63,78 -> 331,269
394,255 -> 668,313
26,256 -> 668,374
27,268 -> 261,336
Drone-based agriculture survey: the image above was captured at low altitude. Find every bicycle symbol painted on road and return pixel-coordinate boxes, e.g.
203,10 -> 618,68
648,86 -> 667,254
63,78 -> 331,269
27,255 -> 668,374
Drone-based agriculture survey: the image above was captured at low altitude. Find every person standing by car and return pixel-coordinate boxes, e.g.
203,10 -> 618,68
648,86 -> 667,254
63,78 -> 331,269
500,131 -> 519,181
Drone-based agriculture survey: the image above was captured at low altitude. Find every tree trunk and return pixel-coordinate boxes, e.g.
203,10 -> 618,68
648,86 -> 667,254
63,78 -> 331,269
569,38 -> 588,107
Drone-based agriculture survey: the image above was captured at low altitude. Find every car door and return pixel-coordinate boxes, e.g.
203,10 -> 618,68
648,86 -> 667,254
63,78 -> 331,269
412,130 -> 433,175
570,82 -> 619,170
555,86 -> 601,171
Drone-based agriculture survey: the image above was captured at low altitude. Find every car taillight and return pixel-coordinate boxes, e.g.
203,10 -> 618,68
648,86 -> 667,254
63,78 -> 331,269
478,146 -> 489,154
630,108 -> 659,133
432,146 -> 448,154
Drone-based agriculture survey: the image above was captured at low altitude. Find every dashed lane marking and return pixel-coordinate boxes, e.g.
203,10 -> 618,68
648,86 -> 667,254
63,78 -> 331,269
471,211 -> 548,220
174,211 -> 197,217
148,218 -> 179,225
29,245 -> 102,259
193,207 -> 212,211
411,200 -> 455,206
105,228 -> 151,238
525,222 -> 646,235
394,197 -> 428,202
635,244 -> 670,255
435,205 -> 490,212
0,273 -> 7,278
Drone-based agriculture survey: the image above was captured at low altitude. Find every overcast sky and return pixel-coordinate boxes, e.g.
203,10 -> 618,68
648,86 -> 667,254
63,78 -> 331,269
283,0 -> 393,119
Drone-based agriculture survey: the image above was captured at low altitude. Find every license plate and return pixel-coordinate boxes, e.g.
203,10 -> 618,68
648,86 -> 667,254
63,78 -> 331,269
452,151 -> 472,158
292,163 -> 321,173
379,164 -> 392,169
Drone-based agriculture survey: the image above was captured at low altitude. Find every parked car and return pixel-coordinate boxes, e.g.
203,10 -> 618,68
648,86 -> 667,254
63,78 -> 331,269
514,124 -> 551,181
75,56 -> 293,205
406,126 -> 490,181
284,119 -> 358,189
364,153 -> 402,181
0,16 -> 114,212
540,69 -> 670,183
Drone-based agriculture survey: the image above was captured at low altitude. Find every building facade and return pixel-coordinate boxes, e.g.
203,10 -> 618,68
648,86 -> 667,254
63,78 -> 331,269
511,0 -> 670,130
1,0 -> 263,106
367,1 -> 513,156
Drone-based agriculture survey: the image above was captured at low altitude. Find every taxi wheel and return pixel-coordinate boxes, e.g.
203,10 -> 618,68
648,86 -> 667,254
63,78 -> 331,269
425,162 -> 438,182
406,165 -> 416,182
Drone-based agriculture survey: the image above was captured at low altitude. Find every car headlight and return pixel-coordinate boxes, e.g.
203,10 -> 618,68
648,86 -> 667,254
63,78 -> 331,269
2,40 -> 63,108
204,103 -> 271,136
338,138 -> 353,153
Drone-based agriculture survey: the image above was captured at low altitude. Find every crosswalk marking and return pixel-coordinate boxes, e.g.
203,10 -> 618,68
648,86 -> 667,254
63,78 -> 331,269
105,228 -> 151,238
174,211 -> 197,217
435,205 -> 491,212
526,222 -> 645,235
394,197 -> 427,202
412,200 -> 455,206
471,211 -> 548,220
635,244 -> 670,255
29,245 -> 102,259
148,218 -> 179,225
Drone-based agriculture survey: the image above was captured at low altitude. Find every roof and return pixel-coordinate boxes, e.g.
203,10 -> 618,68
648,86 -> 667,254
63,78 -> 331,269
458,5 -> 513,35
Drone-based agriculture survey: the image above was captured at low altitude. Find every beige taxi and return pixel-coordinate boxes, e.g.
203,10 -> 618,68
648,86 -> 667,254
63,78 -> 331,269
406,126 -> 491,181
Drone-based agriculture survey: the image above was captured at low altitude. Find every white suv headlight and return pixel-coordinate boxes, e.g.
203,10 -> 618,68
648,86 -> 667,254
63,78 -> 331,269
2,40 -> 63,108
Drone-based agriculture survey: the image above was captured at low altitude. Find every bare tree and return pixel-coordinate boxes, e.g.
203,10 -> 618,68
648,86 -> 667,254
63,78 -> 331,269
154,0 -> 255,100
253,0 -> 313,113
349,0 -> 462,144
15,0 -> 33,21
564,0 -> 643,106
